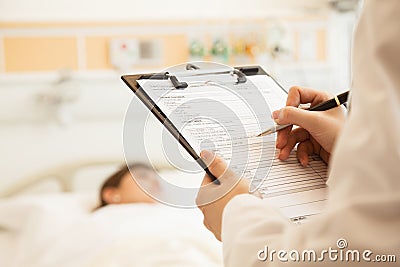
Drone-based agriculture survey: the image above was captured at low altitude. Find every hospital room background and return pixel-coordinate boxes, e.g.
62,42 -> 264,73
0,0 -> 359,266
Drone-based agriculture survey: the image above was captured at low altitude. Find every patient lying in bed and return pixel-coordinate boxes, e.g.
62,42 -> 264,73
86,163 -> 221,266
97,163 -> 161,209
1,163 -> 222,267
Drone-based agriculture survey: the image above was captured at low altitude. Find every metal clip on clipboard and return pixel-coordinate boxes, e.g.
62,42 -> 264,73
122,63 -> 268,184
144,63 -> 248,89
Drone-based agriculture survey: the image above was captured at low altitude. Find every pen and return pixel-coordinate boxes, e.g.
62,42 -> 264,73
257,91 -> 349,137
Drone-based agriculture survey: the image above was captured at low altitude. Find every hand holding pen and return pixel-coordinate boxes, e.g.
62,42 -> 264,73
258,87 -> 348,166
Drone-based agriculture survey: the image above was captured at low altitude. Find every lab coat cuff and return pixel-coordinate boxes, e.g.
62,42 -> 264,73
221,194 -> 288,242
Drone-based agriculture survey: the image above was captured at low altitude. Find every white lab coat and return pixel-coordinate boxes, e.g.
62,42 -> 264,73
221,1 -> 400,266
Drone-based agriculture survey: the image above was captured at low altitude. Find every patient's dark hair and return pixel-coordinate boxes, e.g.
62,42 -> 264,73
97,163 -> 153,209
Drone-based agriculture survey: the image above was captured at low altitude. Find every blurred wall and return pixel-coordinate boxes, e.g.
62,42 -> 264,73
0,0 -> 356,192
0,0 -> 329,21
0,19 -> 329,73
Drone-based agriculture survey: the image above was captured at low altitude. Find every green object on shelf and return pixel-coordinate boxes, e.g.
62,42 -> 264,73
189,40 -> 206,57
210,39 -> 228,57
210,39 -> 229,62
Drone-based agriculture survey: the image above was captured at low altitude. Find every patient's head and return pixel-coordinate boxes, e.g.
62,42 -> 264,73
98,163 -> 160,208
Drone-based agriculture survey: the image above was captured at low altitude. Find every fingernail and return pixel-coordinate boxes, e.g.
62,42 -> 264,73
278,109 -> 285,121
272,110 -> 279,119
200,150 -> 213,161
273,109 -> 284,123
300,159 -> 307,167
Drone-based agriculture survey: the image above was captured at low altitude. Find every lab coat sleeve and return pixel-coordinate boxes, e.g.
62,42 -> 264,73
221,0 -> 400,266
222,194 -> 290,266
221,194 -> 347,267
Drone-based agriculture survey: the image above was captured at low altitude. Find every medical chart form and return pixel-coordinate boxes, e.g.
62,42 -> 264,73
138,74 -> 328,221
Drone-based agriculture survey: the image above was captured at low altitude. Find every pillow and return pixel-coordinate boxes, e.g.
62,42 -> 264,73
0,192 -> 98,232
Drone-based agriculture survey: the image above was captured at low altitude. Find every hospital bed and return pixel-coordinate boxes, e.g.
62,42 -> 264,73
0,159 -> 222,267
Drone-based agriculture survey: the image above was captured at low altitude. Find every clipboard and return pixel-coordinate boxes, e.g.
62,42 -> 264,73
121,63 -> 287,183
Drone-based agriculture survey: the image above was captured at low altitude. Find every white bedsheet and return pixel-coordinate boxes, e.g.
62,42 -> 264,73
0,194 -> 222,267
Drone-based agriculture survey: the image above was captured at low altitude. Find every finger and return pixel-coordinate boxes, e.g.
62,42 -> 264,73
319,148 -> 330,165
197,204 -> 205,214
200,150 -> 229,179
200,174 -> 214,186
278,128 -> 305,160
203,218 -> 219,241
275,87 -> 330,148
296,140 -> 314,167
308,137 -> 330,165
310,137 -> 320,152
203,218 -> 212,231
276,124 -> 293,149
286,86 -> 331,107
214,232 -> 221,242
278,128 -> 309,160
273,105 -> 292,149
274,106 -> 322,134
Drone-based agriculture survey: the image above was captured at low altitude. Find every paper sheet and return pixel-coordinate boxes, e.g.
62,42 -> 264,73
137,73 -> 327,220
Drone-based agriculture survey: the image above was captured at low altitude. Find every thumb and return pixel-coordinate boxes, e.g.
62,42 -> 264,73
200,150 -> 229,179
274,106 -> 320,133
